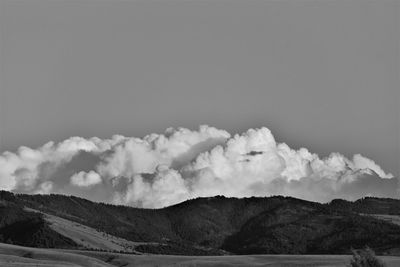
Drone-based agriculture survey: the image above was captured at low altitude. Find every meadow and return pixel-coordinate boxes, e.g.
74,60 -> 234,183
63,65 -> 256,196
2,243 -> 400,267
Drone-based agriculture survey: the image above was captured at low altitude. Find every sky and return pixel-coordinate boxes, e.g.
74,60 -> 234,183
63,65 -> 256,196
0,0 -> 399,179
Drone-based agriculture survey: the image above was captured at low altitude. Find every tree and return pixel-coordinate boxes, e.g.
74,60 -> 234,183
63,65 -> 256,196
349,247 -> 386,267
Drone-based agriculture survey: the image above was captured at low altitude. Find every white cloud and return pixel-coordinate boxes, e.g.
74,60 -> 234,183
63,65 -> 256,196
350,154 -> 393,178
0,125 -> 397,208
70,171 -> 102,187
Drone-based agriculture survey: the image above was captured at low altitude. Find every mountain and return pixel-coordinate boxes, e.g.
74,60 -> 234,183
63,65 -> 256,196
1,190 -> 400,255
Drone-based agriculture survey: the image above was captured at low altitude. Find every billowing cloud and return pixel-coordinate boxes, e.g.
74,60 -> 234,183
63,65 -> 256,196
70,171 -> 102,187
0,125 -> 397,208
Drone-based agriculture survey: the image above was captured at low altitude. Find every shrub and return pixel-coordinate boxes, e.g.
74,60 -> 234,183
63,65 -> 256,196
349,247 -> 386,267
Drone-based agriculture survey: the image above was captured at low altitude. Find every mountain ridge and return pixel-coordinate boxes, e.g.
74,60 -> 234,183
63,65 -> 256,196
1,191 -> 400,255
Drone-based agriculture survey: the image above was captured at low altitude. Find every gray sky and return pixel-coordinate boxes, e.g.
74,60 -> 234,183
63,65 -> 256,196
0,0 -> 399,176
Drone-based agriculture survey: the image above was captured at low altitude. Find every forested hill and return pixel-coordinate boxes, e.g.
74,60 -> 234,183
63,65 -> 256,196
1,190 -> 400,255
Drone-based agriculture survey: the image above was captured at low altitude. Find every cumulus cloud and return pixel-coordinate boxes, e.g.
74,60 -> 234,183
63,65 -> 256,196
350,154 -> 394,178
70,171 -> 102,187
0,125 -> 397,208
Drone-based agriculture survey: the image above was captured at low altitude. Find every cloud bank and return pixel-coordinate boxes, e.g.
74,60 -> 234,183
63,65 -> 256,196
0,126 -> 397,208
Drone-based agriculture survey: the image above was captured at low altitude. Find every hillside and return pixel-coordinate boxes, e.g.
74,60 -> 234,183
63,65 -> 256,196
1,191 -> 400,255
0,191 -> 77,249
328,197 -> 400,215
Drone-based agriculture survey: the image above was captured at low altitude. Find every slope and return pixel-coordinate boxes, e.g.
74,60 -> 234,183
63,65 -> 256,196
1,191 -> 400,255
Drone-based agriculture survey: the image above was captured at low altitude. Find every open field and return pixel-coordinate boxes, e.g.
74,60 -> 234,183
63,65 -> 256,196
2,243 -> 400,267
0,243 -> 109,267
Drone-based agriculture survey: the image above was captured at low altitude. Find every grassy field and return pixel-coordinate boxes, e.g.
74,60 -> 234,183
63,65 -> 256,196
1,243 -> 400,267
0,243 -> 109,267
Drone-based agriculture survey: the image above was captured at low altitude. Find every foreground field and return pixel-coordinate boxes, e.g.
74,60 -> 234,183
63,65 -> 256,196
1,243 -> 400,267
0,243 -> 108,267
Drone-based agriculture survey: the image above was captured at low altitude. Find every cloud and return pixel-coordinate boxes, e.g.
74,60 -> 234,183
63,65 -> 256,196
70,171 -> 102,187
0,125 -> 397,208
350,154 -> 394,178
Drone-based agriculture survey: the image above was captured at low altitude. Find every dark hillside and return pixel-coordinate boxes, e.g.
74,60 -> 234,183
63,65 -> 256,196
329,197 -> 400,215
223,205 -> 400,254
1,191 -> 400,255
0,192 -> 77,249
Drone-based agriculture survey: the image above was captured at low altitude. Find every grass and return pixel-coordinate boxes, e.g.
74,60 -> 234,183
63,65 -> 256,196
2,243 -> 400,267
